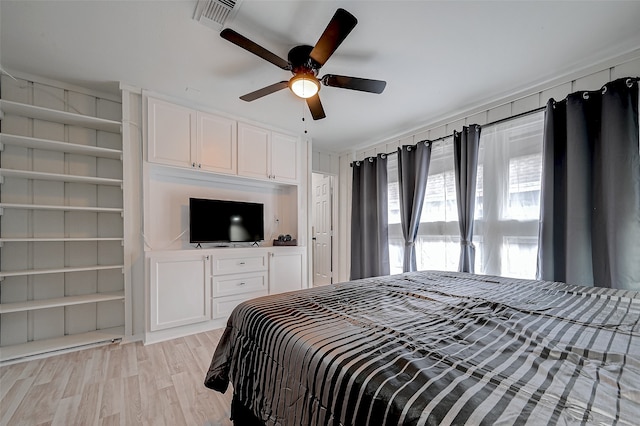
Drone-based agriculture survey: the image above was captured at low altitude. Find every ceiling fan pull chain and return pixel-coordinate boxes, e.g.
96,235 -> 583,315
301,99 -> 308,134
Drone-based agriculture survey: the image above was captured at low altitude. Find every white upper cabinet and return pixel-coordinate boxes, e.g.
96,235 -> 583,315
237,122 -> 270,179
147,97 -> 237,175
238,122 -> 299,184
147,97 -> 194,168
271,132 -> 299,183
197,111 -> 237,174
147,97 -> 299,183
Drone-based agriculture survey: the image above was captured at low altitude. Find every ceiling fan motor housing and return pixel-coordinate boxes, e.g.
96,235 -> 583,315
288,45 -> 320,75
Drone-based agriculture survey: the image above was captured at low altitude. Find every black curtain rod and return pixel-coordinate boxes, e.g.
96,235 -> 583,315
353,105 -> 547,163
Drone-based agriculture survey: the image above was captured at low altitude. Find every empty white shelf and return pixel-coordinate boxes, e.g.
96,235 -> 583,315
0,133 -> 122,159
0,168 -> 123,186
0,203 -> 123,213
0,290 -> 125,313
0,326 -> 124,364
0,264 -> 124,278
0,100 -> 122,133
0,237 -> 123,243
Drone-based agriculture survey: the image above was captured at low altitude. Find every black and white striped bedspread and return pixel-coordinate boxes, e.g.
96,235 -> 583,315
204,271 -> 640,425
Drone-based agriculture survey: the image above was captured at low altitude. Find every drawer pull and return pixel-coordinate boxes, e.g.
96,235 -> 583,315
239,261 -> 246,265
238,282 -> 246,286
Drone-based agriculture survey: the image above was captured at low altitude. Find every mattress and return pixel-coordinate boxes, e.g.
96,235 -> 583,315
204,271 -> 640,425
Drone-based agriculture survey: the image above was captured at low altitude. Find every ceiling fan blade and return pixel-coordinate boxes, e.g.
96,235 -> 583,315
240,81 -> 289,102
220,28 -> 290,70
322,74 -> 387,94
309,8 -> 357,67
306,94 -> 326,120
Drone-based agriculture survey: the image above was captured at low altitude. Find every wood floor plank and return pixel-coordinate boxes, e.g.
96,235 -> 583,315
0,360 -> 26,386
156,385 -> 187,425
0,329 -> 233,426
99,377 -> 122,420
84,345 -> 109,386
0,376 -> 36,426
105,346 -> 123,380
51,395 -> 81,426
99,413 -> 121,426
122,375 -> 143,425
148,342 -> 172,390
135,359 -> 156,421
121,340 -> 138,377
7,382 -> 59,425
74,382 -> 102,426
62,357 -> 86,398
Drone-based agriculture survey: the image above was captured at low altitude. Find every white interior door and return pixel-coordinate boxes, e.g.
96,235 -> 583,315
312,173 -> 333,286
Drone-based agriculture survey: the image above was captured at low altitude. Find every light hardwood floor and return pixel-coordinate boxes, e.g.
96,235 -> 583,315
0,329 -> 233,426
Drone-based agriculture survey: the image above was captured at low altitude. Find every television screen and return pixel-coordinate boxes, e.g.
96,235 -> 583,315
189,198 -> 264,244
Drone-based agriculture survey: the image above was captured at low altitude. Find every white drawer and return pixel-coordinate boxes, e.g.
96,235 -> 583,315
212,253 -> 267,275
212,290 -> 268,319
213,272 -> 267,297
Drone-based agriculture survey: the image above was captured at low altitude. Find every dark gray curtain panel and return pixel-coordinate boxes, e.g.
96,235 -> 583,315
453,125 -> 481,273
537,77 -> 640,291
397,142 -> 432,272
350,154 -> 390,280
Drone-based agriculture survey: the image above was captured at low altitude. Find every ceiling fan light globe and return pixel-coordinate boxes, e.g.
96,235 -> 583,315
290,75 -> 320,99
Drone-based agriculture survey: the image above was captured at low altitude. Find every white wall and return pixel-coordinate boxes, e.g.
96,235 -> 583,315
334,51 -> 640,283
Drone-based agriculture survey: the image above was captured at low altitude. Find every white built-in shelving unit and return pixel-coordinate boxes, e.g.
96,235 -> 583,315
0,77 -> 125,364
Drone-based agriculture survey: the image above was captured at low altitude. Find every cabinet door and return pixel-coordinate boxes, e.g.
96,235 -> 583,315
271,132 -> 299,183
149,254 -> 210,331
147,97 -> 195,168
269,249 -> 307,294
237,123 -> 270,180
197,112 -> 237,174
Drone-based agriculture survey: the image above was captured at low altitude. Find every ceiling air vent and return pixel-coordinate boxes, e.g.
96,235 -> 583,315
193,0 -> 243,31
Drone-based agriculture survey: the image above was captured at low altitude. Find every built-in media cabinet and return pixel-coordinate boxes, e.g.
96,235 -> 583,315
143,94 -> 308,343
147,246 -> 306,340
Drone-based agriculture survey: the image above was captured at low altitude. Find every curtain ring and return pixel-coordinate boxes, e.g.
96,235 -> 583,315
626,78 -> 634,88
582,92 -> 589,100
380,153 -> 386,159
355,161 -> 360,166
406,146 -> 412,151
424,140 -> 429,146
368,157 -> 374,162
601,85 -> 607,95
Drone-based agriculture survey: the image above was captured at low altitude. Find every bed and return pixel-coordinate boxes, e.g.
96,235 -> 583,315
204,271 -> 640,425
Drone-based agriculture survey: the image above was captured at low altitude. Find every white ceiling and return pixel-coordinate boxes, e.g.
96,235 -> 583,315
2,1 -> 640,152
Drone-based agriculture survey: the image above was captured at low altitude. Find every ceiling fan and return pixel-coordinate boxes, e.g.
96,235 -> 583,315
220,8 -> 386,120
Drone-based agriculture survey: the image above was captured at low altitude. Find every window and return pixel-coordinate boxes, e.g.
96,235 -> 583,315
387,111 -> 544,279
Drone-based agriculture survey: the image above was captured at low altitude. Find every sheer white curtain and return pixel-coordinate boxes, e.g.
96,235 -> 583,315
474,112 -> 544,278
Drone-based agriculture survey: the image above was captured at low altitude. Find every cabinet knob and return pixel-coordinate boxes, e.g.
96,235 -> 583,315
192,162 -> 196,168
198,163 -> 202,168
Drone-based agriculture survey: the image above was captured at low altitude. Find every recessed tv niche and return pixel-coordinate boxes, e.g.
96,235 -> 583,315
189,197 -> 265,244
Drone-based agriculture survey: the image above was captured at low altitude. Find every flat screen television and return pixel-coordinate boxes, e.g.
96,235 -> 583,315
189,198 -> 264,244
